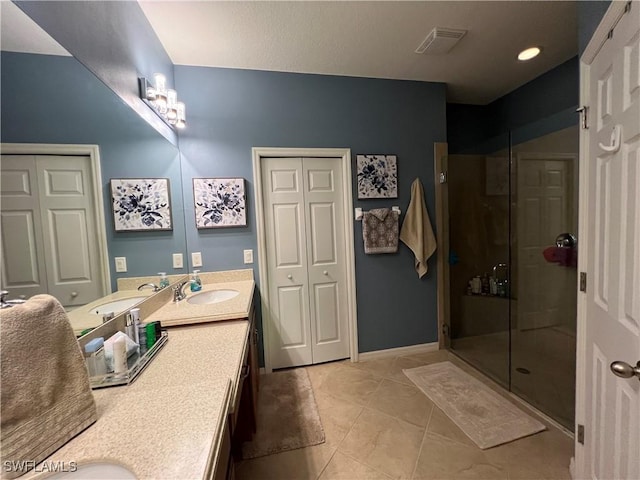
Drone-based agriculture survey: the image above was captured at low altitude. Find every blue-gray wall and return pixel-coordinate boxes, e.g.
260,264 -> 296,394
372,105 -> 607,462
447,56 -> 579,154
0,52 -> 187,291
15,1 -> 177,145
578,1 -> 612,55
175,66 -> 447,354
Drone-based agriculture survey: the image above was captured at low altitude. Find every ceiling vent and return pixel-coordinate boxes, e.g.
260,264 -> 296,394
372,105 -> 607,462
415,27 -> 467,54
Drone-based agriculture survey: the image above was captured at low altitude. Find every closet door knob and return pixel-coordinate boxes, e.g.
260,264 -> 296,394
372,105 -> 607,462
323,271 -> 328,275
287,274 -> 292,280
71,291 -> 78,298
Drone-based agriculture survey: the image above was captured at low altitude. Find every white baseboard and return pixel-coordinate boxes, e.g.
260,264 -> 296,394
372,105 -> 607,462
358,342 -> 439,361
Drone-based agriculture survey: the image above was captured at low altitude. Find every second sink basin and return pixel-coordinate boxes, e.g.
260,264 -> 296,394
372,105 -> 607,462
187,289 -> 239,305
92,297 -> 147,315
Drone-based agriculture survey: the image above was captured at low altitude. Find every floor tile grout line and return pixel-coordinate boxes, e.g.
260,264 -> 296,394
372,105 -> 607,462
411,403 -> 434,480
336,450 -> 394,480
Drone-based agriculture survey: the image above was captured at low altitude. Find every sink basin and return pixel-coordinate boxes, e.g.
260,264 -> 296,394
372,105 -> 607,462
92,297 -> 146,315
45,462 -> 136,479
187,289 -> 239,305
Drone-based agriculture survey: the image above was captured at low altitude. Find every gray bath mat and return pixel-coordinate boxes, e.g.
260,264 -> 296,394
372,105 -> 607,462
241,368 -> 325,459
403,361 -> 546,449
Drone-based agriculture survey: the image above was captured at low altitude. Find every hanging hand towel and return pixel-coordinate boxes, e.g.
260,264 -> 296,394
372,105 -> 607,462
400,178 -> 437,277
362,208 -> 399,254
1,295 -> 97,479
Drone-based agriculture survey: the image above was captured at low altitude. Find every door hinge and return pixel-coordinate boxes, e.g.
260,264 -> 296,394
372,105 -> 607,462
439,171 -> 447,184
580,272 -> 587,292
577,424 -> 585,445
576,106 -> 589,129
442,324 -> 450,337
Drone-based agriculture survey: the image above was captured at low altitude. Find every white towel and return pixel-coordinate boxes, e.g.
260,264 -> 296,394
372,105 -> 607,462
400,178 -> 437,277
0,295 -> 97,479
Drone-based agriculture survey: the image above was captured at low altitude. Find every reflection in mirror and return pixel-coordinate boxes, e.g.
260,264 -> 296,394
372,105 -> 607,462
0,3 -> 188,312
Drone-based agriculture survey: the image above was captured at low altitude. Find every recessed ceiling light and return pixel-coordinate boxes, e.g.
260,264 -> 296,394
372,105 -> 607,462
518,47 -> 541,61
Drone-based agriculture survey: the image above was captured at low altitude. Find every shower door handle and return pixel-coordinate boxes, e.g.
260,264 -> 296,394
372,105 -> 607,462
610,361 -> 640,381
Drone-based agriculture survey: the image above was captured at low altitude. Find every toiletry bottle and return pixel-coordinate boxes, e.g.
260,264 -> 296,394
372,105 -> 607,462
146,323 -> 156,350
190,272 -> 202,292
84,337 -> 107,377
112,336 -> 128,374
130,308 -> 141,346
159,272 -> 169,289
193,270 -> 202,287
125,313 -> 136,342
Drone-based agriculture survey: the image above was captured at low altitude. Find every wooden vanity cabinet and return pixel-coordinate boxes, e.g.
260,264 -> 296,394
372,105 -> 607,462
230,300 -> 259,457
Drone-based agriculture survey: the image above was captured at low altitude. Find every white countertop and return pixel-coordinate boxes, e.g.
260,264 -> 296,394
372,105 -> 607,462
32,321 -> 250,480
30,269 -> 256,480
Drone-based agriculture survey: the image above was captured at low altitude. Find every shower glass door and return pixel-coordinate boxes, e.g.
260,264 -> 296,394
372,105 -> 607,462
448,125 -> 578,430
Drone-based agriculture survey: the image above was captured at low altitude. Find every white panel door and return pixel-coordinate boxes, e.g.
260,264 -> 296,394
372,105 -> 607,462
0,155 -> 48,298
262,156 -> 350,369
581,5 -> 640,479
263,157 -> 313,368
36,155 -> 102,307
303,157 -> 349,363
517,156 -> 575,331
0,154 -> 103,308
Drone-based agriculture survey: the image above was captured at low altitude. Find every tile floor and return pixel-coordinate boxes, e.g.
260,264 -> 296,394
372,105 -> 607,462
235,350 -> 574,480
452,327 -> 576,428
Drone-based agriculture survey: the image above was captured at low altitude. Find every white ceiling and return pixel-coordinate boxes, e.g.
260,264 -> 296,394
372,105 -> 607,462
0,1 -> 70,56
1,1 -> 578,105
139,1 -> 578,105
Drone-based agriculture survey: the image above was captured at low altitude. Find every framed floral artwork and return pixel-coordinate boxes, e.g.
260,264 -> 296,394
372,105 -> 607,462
356,154 -> 398,199
110,178 -> 172,232
193,178 -> 247,228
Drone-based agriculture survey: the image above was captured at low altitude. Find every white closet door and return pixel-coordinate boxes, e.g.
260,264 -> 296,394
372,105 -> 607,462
36,155 -> 102,307
263,157 -> 313,368
1,154 -> 103,308
0,155 -> 48,299
303,157 -> 350,363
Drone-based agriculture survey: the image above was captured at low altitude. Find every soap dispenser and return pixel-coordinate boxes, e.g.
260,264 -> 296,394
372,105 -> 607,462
158,272 -> 169,289
190,271 -> 202,292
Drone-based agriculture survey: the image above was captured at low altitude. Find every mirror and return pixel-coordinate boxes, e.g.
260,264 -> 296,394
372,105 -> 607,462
0,3 -> 188,314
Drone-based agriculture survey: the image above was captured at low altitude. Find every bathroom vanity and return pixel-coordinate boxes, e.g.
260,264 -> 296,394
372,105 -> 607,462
30,270 -> 259,480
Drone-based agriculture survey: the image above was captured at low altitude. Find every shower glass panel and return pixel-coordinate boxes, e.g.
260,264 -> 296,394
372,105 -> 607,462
448,125 -> 578,430
509,125 -> 578,428
448,134 -> 511,389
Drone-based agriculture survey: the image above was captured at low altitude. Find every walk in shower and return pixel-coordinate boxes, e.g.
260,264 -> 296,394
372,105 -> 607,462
447,125 -> 578,429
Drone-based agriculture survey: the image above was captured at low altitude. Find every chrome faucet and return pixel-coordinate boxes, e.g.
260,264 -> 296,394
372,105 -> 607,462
138,283 -> 160,292
0,290 -> 27,309
172,281 -> 190,302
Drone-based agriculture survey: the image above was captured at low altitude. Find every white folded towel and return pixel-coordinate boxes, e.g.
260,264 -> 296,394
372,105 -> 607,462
400,178 -> 437,277
0,295 -> 97,478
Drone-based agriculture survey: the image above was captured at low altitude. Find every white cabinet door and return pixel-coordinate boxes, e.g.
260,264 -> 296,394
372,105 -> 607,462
0,155 -> 48,299
0,154 -> 103,307
580,4 -> 640,479
262,157 -> 350,369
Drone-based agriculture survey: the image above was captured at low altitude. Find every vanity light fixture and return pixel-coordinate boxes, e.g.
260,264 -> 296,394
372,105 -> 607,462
517,46 -> 541,61
139,73 -> 186,129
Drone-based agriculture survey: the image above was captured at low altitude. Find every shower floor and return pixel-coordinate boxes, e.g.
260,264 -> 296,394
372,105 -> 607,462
451,326 -> 576,429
